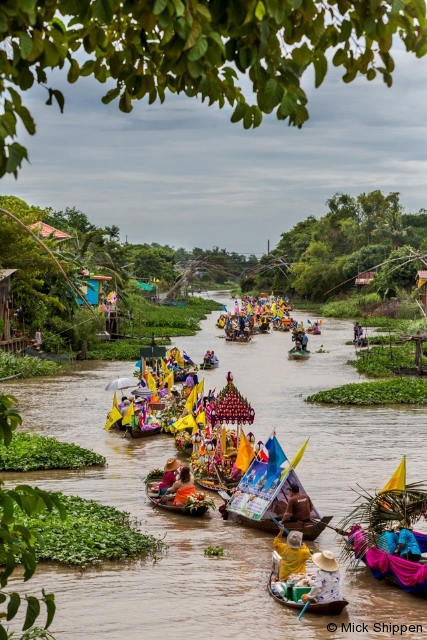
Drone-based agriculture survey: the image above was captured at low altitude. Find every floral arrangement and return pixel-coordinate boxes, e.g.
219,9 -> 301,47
190,453 -> 210,478
208,372 -> 255,426
175,431 -> 192,452
182,493 -> 216,512
143,468 -> 164,484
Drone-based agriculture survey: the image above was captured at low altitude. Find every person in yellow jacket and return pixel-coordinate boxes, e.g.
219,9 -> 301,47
273,528 -> 311,581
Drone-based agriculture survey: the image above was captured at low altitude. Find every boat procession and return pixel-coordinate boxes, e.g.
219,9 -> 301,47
103,293 -> 427,622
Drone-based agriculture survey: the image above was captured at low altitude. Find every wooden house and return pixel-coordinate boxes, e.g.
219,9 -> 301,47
0,269 -> 28,353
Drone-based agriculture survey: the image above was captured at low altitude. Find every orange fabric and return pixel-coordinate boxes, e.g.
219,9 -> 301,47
173,485 -> 197,506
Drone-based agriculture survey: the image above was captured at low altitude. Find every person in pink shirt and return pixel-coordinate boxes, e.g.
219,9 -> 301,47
158,458 -> 181,497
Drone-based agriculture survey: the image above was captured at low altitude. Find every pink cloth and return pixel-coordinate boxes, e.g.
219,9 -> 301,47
365,547 -> 427,587
158,471 -> 177,491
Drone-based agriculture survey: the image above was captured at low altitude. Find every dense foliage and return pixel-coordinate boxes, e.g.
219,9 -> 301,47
2,0 -> 427,178
0,352 -> 62,379
307,378 -> 427,405
348,342 -> 427,377
247,190 -> 427,301
0,433 -> 106,471
15,494 -> 164,566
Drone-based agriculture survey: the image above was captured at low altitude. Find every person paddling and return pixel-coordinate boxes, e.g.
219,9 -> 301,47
273,528 -> 311,581
280,484 -> 314,524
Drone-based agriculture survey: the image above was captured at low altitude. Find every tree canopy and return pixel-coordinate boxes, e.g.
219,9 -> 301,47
1,0 -> 427,177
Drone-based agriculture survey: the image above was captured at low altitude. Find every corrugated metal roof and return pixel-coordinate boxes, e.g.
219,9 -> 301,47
28,222 -> 71,240
416,270 -> 427,279
0,269 -> 17,282
355,271 -> 376,285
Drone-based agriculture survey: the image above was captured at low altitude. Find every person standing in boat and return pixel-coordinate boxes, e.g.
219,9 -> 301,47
273,529 -> 311,581
301,332 -> 308,351
301,551 -> 342,604
280,484 -> 314,524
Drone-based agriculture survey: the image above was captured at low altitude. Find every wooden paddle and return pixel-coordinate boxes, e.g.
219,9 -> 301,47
297,599 -> 311,620
308,518 -> 348,537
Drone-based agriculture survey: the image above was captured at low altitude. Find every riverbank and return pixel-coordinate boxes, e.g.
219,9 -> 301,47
0,352 -> 62,380
348,342 -> 425,377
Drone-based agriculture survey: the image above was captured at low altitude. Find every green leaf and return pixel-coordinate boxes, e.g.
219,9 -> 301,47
68,59 -> 80,84
80,60 -> 95,77
18,31 -> 33,59
23,596 -> 41,631
6,592 -> 21,621
0,624 -> 7,640
42,592 -> 56,629
367,68 -> 376,80
280,90 -> 297,116
243,108 -> 253,129
16,106 -> 35,135
184,21 -> 202,50
262,78 -> 283,111
188,38 -> 208,61
93,0 -> 115,23
6,143 -> 28,174
255,1 -> 266,20
230,101 -> 246,123
119,90 -> 133,113
101,87 -> 120,104
313,52 -> 327,87
153,0 -> 168,14
51,90 -> 65,113
252,105 -> 263,128
332,48 -> 347,66
43,40 -> 60,67
392,0 -> 405,12
196,4 -> 212,20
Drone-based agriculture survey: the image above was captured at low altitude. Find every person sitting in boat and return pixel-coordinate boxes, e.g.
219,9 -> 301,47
377,527 -> 398,554
163,466 -> 197,506
185,370 -> 196,387
238,315 -> 245,336
120,399 -> 130,416
210,351 -> 219,366
130,406 -> 143,430
301,332 -> 308,351
231,318 -> 239,339
394,522 -> 422,562
204,350 -> 212,365
158,458 -> 181,497
280,484 -> 314,524
118,396 -> 128,409
227,451 -> 243,482
301,550 -> 342,604
273,528 -> 311,581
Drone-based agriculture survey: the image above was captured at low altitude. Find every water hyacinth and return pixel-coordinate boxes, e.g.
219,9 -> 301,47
0,352 -> 61,379
307,379 -> 427,405
15,494 -> 164,567
0,433 -> 106,471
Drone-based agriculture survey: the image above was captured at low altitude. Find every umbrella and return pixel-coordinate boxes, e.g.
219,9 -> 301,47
105,377 -> 135,391
133,388 -> 154,398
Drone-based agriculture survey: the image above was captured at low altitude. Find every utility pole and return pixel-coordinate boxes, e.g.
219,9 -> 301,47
268,239 -> 270,255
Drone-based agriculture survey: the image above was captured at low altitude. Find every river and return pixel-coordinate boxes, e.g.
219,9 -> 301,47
2,292 -> 426,640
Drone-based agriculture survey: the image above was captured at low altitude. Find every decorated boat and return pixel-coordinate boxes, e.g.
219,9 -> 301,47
268,554 -> 349,615
288,348 -> 310,360
145,481 -> 213,517
339,457 -> 427,597
224,434 -> 332,541
196,477 -> 239,492
225,333 -> 252,343
126,425 -> 162,439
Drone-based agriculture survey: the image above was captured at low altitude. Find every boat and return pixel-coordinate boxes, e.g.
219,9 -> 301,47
268,571 -> 348,615
126,425 -> 162,439
145,481 -> 210,517
312,330 -> 321,336
224,433 -> 331,541
199,361 -> 219,369
225,334 -> 252,343
227,511 -> 333,540
288,348 -> 310,360
196,477 -> 239,492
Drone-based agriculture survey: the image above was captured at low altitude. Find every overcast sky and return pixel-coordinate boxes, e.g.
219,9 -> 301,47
2,47 -> 427,254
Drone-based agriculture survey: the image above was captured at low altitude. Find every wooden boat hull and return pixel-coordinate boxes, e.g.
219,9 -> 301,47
225,335 -> 251,343
228,514 -> 333,540
196,478 -> 239,492
126,426 -> 162,439
268,577 -> 348,615
199,363 -> 219,369
288,350 -> 310,360
146,483 -> 209,517
312,331 -> 321,335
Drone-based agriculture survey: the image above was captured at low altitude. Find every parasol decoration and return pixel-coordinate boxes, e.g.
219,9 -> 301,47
208,371 -> 255,427
105,377 -> 136,391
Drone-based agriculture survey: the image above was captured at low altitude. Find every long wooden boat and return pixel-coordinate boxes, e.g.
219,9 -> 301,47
196,477 -> 239,492
267,573 -> 349,615
228,512 -> 333,540
288,349 -> 310,360
145,481 -> 209,517
312,330 -> 321,336
225,334 -> 252,343
259,324 -> 270,333
199,362 -> 219,369
126,426 -> 162,439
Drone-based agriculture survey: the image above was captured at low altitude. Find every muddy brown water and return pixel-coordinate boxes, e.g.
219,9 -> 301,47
1,293 -> 427,639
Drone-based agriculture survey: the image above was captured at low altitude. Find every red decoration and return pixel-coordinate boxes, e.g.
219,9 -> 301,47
207,373 -> 255,426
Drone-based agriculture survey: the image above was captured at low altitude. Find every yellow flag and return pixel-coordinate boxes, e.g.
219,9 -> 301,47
379,457 -> 406,493
184,386 -> 197,413
196,411 -> 206,427
104,406 -> 122,431
164,371 -> 174,390
281,438 -> 309,479
173,414 -> 198,433
147,372 -> 157,394
236,430 -> 255,472
161,359 -> 169,374
122,402 -> 135,426
113,391 -> 119,410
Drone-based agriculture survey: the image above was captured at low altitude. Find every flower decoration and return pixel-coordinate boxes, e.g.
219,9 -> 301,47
207,373 -> 255,427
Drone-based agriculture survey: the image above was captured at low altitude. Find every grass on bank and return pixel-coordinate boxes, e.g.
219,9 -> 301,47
15,494 -> 164,566
307,378 -> 427,405
86,339 -> 172,361
0,352 -> 61,379
0,433 -> 106,471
